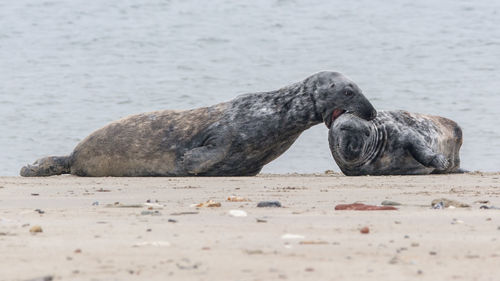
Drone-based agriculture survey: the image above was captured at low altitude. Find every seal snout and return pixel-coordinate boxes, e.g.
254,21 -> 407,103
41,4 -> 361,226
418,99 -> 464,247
357,105 -> 377,121
367,109 -> 377,121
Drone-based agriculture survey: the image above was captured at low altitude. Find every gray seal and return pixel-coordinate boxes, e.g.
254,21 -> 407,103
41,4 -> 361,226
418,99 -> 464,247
328,110 -> 463,176
20,71 -> 376,177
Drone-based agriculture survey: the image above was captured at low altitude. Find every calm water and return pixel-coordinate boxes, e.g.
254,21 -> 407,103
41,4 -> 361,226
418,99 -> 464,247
1,0 -> 499,176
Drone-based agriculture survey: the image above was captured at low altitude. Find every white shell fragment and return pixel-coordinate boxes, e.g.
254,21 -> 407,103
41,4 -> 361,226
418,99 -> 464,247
281,233 -> 305,240
133,241 -> 171,247
228,210 -> 247,217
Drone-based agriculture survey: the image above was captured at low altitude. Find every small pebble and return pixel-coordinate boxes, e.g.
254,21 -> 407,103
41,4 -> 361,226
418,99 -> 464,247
227,196 -> 249,202
381,200 -> 402,206
431,198 -> 469,208
335,203 -> 397,211
29,225 -> 43,233
195,200 -> 221,208
480,205 -> 500,210
24,275 -> 53,281
411,242 -> 420,247
432,202 -> 444,209
257,201 -> 282,208
35,209 -> 45,214
31,193 -> 39,196
91,201 -> 99,206
388,256 -> 398,264
74,249 -> 82,254
360,227 -> 370,234
429,251 -> 437,255
140,210 -> 162,216
256,218 -> 268,223
404,235 -> 409,239
168,219 -> 178,223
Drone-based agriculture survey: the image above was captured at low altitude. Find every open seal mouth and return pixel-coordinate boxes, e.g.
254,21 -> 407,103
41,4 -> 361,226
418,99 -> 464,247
325,109 -> 346,129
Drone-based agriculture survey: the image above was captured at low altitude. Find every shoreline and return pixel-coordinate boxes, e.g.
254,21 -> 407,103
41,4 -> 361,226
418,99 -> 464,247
1,173 -> 500,280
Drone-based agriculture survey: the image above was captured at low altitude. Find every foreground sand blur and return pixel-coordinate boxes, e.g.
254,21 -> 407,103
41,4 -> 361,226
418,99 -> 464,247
1,172 -> 500,281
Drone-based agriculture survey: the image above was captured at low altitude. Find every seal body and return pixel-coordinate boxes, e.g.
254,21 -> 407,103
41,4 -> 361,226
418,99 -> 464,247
21,71 -> 377,177
328,110 -> 463,176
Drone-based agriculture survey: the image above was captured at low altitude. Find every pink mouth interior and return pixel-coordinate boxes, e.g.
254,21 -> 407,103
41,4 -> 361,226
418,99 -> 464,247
331,109 -> 346,124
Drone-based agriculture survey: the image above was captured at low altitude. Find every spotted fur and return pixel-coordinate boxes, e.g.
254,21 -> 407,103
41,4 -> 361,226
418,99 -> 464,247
328,110 -> 463,176
20,71 -> 376,177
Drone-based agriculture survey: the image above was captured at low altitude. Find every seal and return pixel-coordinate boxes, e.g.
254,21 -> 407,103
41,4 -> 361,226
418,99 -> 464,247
20,71 -> 377,177
328,110 -> 463,176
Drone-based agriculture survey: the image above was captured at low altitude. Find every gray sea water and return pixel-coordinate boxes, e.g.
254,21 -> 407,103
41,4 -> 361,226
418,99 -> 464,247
1,0 -> 499,176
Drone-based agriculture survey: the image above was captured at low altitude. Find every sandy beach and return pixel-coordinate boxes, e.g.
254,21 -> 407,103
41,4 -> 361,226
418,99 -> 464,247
1,172 -> 500,281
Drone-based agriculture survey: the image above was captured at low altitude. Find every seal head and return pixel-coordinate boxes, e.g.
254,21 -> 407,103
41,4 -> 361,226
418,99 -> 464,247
305,72 -> 377,128
329,114 -> 376,166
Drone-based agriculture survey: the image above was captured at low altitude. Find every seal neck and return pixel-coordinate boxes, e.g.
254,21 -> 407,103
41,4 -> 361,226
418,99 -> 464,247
361,120 -> 385,164
271,81 -> 323,131
307,88 -> 322,124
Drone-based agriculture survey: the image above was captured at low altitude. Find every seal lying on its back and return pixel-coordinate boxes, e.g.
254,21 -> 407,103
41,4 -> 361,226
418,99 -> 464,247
21,71 -> 377,177
328,110 -> 463,176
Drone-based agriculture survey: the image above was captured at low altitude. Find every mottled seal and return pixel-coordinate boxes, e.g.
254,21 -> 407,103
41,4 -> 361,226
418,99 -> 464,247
20,71 -> 377,177
328,110 -> 463,176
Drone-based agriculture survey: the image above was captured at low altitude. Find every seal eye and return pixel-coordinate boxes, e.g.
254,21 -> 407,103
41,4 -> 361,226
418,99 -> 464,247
345,89 -> 354,97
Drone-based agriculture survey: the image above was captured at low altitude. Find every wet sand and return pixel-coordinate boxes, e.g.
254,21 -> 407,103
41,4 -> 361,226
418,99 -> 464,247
1,172 -> 500,281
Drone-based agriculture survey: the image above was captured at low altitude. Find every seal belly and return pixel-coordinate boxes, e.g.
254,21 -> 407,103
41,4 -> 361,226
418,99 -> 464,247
356,149 -> 433,176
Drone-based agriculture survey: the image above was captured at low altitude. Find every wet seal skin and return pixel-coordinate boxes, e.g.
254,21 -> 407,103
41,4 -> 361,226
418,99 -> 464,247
328,110 -> 464,176
20,71 -> 376,177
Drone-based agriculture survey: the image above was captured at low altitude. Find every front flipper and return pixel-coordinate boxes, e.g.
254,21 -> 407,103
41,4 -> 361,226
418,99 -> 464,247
406,134 -> 449,171
182,131 -> 232,175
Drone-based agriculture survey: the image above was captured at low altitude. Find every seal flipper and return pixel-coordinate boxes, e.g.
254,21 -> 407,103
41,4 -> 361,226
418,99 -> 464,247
450,168 -> 469,174
406,135 -> 449,171
181,132 -> 232,175
20,156 -> 71,177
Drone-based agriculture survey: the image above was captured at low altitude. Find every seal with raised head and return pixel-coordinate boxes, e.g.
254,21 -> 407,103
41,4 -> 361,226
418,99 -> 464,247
20,71 -> 377,177
328,110 -> 463,176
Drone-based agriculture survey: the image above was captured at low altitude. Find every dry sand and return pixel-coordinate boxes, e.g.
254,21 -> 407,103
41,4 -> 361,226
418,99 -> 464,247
1,172 -> 500,281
